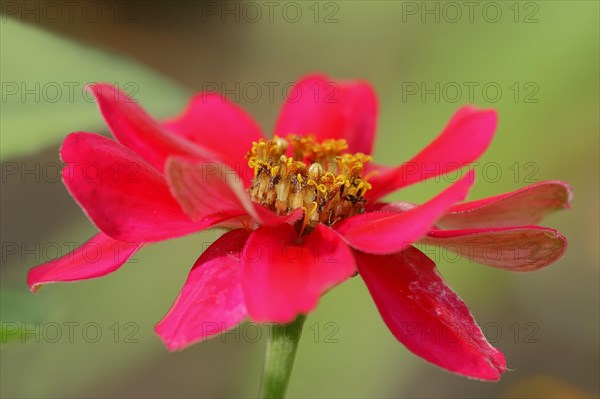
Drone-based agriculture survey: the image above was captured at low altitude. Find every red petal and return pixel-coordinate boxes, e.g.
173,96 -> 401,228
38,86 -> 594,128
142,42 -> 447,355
166,157 -> 248,222
367,106 -> 497,200
275,74 -> 378,155
422,226 -> 567,271
368,201 -> 417,213
163,92 -> 263,182
253,206 -> 305,228
335,170 -> 474,254
155,229 -> 250,351
27,233 -> 141,292
356,246 -> 506,380
241,224 -> 355,323
166,157 -> 304,228
61,133 -> 218,242
439,181 -> 572,229
88,83 -> 214,171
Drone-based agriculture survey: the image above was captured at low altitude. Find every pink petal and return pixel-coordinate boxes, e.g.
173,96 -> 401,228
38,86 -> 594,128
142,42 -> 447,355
335,170 -> 475,254
356,246 -> 506,380
87,83 -> 214,171
367,201 -> 417,213
439,181 -> 573,229
27,233 -> 141,293
166,157 -> 248,222
155,229 -> 250,351
252,206 -> 305,228
166,157 -> 304,228
421,227 -> 567,271
241,224 -> 356,323
162,92 -> 264,182
61,133 -> 220,242
275,74 -> 378,155
366,106 -> 497,200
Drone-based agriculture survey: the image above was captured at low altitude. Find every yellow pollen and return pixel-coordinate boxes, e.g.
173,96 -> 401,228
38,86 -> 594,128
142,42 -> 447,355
246,135 -> 372,234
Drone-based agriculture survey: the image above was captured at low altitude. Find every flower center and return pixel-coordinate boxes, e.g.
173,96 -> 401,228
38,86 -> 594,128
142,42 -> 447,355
246,135 -> 372,233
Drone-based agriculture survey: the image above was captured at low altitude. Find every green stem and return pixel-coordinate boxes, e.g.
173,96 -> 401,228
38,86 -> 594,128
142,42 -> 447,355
259,315 -> 306,399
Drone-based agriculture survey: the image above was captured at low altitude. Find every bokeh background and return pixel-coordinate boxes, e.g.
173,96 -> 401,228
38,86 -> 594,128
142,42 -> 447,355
1,1 -> 598,398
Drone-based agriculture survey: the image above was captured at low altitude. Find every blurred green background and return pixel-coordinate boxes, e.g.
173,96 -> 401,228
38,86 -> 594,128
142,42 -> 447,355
1,1 -> 598,398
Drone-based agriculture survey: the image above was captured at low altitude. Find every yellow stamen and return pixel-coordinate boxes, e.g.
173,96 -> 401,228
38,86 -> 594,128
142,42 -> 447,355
298,201 -> 318,238
246,135 -> 372,232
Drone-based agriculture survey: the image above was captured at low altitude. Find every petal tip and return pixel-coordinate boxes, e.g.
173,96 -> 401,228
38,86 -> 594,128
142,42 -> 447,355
27,282 -> 42,294
27,268 -> 45,294
154,324 -> 183,352
85,82 -> 114,96
557,180 -> 574,209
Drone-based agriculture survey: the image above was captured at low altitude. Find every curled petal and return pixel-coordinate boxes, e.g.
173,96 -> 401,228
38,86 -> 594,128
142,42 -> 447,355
61,133 -> 217,242
87,83 -> 214,171
335,170 -> 474,254
27,233 -> 141,292
275,74 -> 378,155
166,157 -> 303,228
163,92 -> 264,183
356,246 -> 506,380
166,157 -> 248,222
155,229 -> 250,351
367,106 -> 497,200
253,206 -> 305,228
241,224 -> 356,323
421,227 -> 567,271
439,181 -> 573,229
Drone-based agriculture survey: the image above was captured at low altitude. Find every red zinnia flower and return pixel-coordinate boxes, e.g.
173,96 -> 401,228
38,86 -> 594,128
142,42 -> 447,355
28,74 -> 570,381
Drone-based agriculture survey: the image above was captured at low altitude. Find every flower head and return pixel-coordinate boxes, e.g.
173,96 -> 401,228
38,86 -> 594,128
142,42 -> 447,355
246,134 -> 371,230
28,74 -> 570,381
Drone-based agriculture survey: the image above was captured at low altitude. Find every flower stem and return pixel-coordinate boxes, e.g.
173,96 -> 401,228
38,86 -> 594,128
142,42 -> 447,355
259,315 -> 306,399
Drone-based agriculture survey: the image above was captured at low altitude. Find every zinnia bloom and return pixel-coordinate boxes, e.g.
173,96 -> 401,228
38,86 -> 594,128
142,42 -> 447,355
28,74 -> 570,381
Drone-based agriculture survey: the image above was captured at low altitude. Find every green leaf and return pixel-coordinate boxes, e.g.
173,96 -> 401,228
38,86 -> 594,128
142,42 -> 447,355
0,19 -> 188,159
